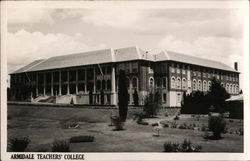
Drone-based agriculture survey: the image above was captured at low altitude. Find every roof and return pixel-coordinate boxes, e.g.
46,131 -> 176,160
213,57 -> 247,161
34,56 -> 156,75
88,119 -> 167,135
155,50 -> 237,72
226,94 -> 243,102
11,46 -> 153,74
11,46 -> 238,74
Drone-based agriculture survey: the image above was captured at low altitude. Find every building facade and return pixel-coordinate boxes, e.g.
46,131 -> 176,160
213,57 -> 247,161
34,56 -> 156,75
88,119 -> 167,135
9,46 -> 240,107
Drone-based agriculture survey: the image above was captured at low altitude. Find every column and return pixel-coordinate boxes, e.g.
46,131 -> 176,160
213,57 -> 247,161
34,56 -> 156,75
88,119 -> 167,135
59,71 -> 62,95
51,72 -> 54,96
76,69 -> 78,94
43,72 -> 46,96
111,65 -> 117,105
93,67 -> 96,93
84,68 -> 87,93
35,73 -> 38,96
67,70 -> 70,95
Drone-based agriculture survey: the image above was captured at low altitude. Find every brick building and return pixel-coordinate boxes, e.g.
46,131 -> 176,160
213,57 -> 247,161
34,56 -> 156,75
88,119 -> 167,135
9,46 -> 240,107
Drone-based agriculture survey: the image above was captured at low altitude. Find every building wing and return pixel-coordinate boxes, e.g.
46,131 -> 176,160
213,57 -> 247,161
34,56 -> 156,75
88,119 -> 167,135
156,50 -> 237,72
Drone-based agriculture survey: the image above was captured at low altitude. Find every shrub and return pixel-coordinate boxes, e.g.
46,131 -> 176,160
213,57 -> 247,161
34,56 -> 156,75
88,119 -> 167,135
164,142 -> 180,152
143,91 -> 161,118
174,115 -> 180,120
133,113 -> 145,124
171,122 -> 178,128
70,136 -> 94,143
164,139 -> 202,152
8,137 -> 31,152
52,139 -> 70,152
151,122 -> 159,126
208,116 -> 227,139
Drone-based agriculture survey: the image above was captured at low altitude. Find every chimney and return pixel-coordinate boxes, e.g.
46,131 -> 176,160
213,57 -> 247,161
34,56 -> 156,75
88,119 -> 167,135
234,62 -> 238,71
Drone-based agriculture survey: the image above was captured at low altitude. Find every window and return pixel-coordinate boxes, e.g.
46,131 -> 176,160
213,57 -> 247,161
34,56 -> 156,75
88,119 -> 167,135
149,77 -> 154,88
162,77 -> 167,88
221,83 -> 224,88
229,84 -> 232,93
182,69 -> 186,74
102,80 -> 106,90
226,83 -> 229,92
156,78 -> 161,88
208,81 -> 211,90
132,62 -> 138,73
97,80 -> 101,90
78,69 -> 85,81
106,66 -> 111,74
203,73 -> 206,78
193,71 -> 196,76
208,73 -> 211,78
216,74 -> 220,80
198,80 -> 202,91
163,93 -> 167,102
176,77 -> 181,89
193,79 -> 197,90
125,63 -> 130,73
197,72 -> 201,77
177,93 -> 181,103
132,77 -> 138,89
203,80 -> 207,91
235,85 -> 239,93
232,84 -> 235,94
171,77 -> 176,88
171,67 -> 175,73
182,78 -> 187,89
177,68 -> 180,74
69,70 -> 76,82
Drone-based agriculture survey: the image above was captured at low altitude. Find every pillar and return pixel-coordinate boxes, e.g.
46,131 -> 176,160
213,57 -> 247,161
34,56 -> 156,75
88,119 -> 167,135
43,72 -> 46,96
51,72 -> 54,96
36,73 -> 38,96
111,65 -> 117,105
67,70 -> 70,95
84,69 -> 87,93
76,69 -> 78,94
59,71 -> 62,95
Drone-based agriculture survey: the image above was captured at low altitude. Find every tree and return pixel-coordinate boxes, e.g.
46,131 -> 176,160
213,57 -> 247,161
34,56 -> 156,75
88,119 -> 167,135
118,70 -> 129,122
133,89 -> 139,106
143,91 -> 161,117
207,78 -> 230,113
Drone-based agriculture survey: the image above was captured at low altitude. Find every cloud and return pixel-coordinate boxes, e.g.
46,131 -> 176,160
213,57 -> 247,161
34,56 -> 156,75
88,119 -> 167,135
8,9 -> 54,27
7,30 -> 105,73
158,35 -> 243,69
81,8 -> 145,30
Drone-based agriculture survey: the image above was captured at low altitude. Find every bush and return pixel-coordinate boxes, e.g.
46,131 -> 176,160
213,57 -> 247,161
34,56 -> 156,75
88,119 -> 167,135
164,142 -> 180,152
8,137 -> 31,152
174,115 -> 180,120
164,139 -> 202,152
208,116 -> 227,139
70,136 -> 94,143
143,91 -> 161,118
52,139 -> 70,152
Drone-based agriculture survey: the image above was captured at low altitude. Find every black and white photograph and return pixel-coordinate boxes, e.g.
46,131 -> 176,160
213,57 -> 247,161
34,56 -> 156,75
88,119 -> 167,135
1,1 -> 249,160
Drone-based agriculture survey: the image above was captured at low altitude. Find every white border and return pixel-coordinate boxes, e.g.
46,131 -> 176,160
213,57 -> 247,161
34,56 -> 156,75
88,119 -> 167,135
1,1 -> 249,160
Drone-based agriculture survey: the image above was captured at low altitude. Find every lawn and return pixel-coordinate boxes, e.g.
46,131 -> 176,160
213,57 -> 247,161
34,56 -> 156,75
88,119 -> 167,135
7,104 -> 243,152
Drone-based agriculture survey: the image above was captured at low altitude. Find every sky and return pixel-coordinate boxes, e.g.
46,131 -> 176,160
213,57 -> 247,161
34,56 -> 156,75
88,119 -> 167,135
7,7 -> 245,88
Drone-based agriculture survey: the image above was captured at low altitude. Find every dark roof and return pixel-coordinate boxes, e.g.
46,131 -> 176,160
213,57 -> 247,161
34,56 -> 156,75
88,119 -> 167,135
11,46 -> 238,74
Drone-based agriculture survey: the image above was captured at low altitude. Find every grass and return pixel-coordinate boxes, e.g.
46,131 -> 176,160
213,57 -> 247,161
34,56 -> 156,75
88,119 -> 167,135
7,104 -> 243,152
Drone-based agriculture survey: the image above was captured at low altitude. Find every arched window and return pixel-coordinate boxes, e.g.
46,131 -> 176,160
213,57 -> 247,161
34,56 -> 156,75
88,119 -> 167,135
149,77 -> 154,88
208,81 -> 211,90
193,79 -> 197,90
226,83 -> 229,92
229,84 -> 232,93
132,77 -> 138,89
176,77 -> 181,89
232,84 -> 235,94
221,83 -> 224,88
171,77 -> 175,88
182,78 -> 187,89
235,85 -> 239,93
203,80 -> 207,91
126,77 -> 130,89
198,80 -> 202,91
